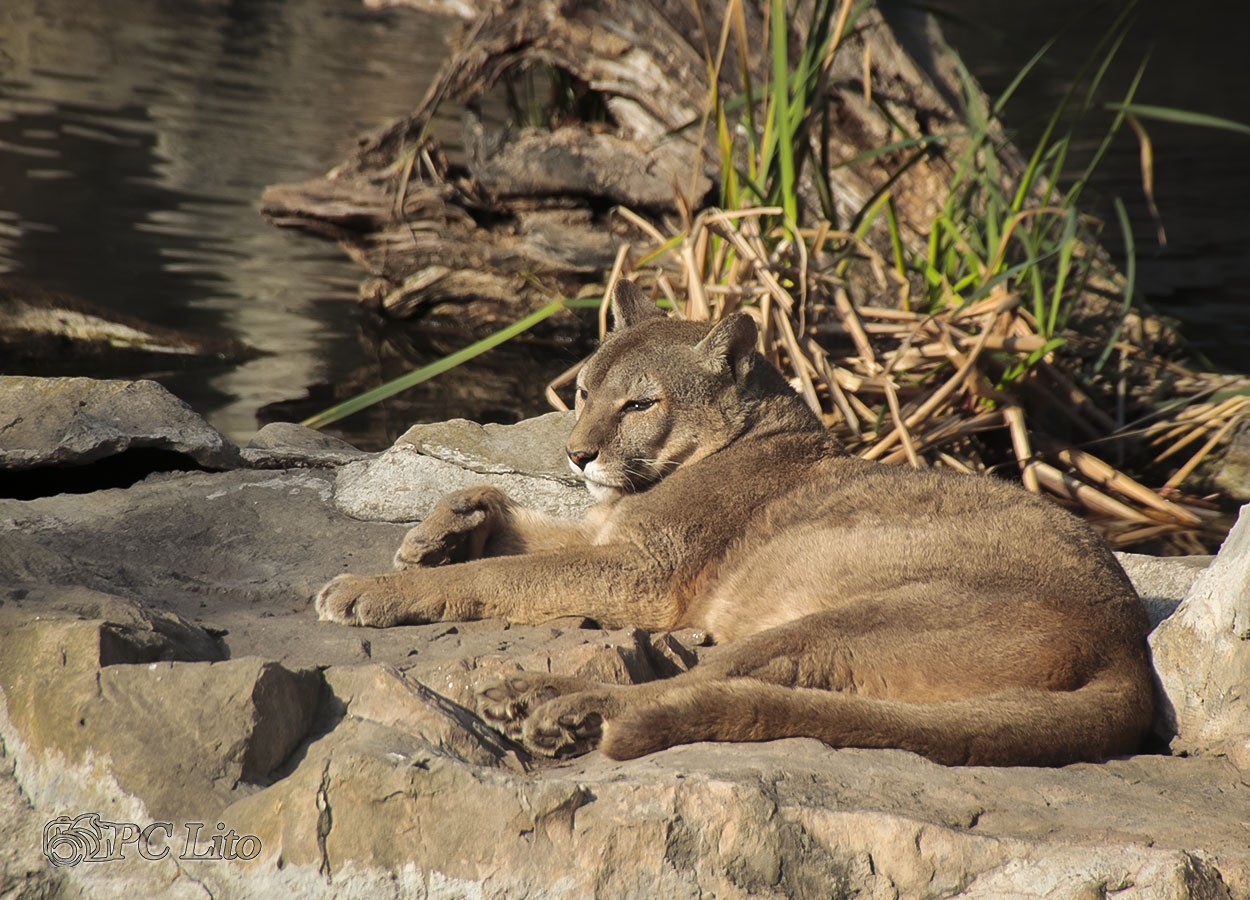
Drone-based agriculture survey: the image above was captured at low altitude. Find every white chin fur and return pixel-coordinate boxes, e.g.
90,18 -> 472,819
584,479 -> 623,502
574,459 -> 626,501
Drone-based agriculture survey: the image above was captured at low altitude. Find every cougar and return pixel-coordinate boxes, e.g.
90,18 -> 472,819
316,279 -> 1154,767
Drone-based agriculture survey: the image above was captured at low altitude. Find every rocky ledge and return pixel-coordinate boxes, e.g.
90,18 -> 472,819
1,376 -> 1248,899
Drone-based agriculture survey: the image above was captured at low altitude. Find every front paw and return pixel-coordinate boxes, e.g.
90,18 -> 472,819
393,486 -> 509,569
315,573 -> 425,627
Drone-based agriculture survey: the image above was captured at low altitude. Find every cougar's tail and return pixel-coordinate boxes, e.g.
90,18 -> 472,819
600,663 -> 1153,766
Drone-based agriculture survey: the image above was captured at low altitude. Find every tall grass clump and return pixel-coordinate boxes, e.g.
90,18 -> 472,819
570,0 -> 1247,549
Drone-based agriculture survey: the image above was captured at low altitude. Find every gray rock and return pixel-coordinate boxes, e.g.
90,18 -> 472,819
1116,551 -> 1212,628
1149,503 -> 1250,767
398,411 -> 579,483
0,376 -> 241,471
242,421 -> 372,468
333,418 -> 591,523
1209,418 -> 1250,502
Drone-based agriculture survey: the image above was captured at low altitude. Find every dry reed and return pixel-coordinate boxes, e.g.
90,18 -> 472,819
548,208 -> 1245,550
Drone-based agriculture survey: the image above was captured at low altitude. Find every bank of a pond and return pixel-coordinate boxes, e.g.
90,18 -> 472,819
0,0 -> 1246,468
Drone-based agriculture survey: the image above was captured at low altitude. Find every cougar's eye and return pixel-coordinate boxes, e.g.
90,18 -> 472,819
622,398 -> 657,413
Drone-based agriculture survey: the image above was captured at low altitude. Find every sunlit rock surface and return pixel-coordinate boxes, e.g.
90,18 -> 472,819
1,375 -> 1246,899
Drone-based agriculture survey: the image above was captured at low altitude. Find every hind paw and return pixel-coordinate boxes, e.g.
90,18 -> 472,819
474,673 -> 597,739
520,692 -> 615,758
474,676 -> 561,740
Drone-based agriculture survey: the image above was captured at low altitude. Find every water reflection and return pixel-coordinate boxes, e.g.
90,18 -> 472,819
0,0 -> 481,444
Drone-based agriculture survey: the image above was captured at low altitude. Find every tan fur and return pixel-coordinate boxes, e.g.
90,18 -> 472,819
316,280 -> 1154,767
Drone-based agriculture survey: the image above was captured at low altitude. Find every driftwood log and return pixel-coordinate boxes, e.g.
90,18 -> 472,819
0,277 -> 255,373
260,0 -> 987,331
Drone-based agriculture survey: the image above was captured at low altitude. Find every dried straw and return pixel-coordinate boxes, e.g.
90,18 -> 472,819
577,205 -> 1246,547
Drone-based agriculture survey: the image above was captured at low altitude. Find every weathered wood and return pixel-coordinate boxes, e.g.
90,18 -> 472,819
0,278 -> 255,372
466,120 -> 707,209
260,0 -> 999,328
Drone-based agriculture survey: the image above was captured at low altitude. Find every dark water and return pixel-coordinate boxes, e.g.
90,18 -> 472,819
0,0 -> 1246,450
935,0 -> 1250,369
0,0 -> 577,449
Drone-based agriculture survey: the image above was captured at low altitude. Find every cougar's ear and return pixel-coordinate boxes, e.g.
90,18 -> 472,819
610,279 -> 663,332
695,312 -> 758,381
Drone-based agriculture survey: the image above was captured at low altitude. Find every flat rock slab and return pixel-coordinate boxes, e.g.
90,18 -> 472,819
398,411 -> 580,483
0,376 -> 241,471
0,467 -> 411,668
1,389 -> 1247,898
334,412 -> 591,523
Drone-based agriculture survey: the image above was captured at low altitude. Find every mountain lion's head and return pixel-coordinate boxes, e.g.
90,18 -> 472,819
566,280 -> 819,501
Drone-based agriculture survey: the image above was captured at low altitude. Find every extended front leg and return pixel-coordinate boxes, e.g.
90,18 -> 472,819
315,572 -> 435,627
316,545 -> 682,630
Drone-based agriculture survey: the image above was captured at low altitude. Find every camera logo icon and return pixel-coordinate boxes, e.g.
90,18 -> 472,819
42,814 -> 104,867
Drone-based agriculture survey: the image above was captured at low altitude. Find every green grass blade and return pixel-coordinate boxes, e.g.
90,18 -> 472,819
983,193 -> 1003,273
1104,103 -> 1250,137
637,232 -> 686,267
1065,55 -> 1148,208
850,184 -> 912,246
1045,209 -> 1079,336
1010,1 -> 1137,212
734,166 -> 772,209
884,197 -> 906,281
1082,29 -> 1129,112
755,94 -> 778,192
1095,196 -> 1137,372
301,298 -> 575,429
954,55 -> 988,135
770,0 -> 798,224
968,253 -> 1055,305
815,104 -> 837,221
992,37 -> 1056,116
846,145 -> 931,235
830,131 -> 964,170
716,99 -> 740,208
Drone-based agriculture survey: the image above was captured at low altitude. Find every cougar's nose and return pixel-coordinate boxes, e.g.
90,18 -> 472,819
567,449 -> 598,471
